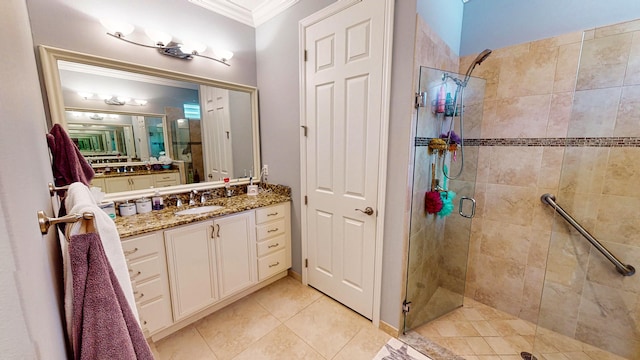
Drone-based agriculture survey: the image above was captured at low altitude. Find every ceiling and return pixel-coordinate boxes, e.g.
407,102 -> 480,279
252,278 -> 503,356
188,0 -> 300,27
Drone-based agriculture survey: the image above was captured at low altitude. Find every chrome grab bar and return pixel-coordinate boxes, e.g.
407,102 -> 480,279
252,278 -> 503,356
541,193 -> 635,276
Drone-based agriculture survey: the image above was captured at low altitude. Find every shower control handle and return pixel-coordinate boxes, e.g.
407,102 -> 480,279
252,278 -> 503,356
355,207 -> 374,216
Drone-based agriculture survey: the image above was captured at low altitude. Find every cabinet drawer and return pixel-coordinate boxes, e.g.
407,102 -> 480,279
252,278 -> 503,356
256,218 -> 286,241
257,249 -> 287,281
155,172 -> 179,182
135,277 -> 165,304
129,256 -> 162,283
155,180 -> 179,188
139,297 -> 172,335
122,233 -> 160,260
256,234 -> 286,257
255,203 -> 286,224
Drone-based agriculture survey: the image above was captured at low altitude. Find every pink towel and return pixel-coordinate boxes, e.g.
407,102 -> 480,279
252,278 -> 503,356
70,232 -> 153,360
47,124 -> 94,187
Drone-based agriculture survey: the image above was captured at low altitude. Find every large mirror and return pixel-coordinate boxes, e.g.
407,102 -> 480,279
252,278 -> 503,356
39,46 -> 260,200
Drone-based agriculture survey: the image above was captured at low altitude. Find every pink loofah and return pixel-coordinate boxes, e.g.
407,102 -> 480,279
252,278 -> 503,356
425,191 -> 443,214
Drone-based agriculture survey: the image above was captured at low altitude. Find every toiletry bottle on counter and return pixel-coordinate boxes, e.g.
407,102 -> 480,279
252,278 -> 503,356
224,177 -> 232,197
152,190 -> 164,210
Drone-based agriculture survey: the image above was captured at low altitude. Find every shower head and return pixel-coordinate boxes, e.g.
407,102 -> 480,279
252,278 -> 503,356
463,48 -> 492,83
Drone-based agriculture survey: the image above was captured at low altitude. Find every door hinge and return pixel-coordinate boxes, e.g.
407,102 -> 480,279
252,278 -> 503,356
305,258 -> 308,268
415,91 -> 427,108
301,125 -> 307,137
304,50 -> 308,62
304,195 -> 308,205
402,300 -> 412,314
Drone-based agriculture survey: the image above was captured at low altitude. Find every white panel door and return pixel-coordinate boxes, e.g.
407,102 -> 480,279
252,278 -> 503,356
201,86 -> 233,181
304,0 -> 386,319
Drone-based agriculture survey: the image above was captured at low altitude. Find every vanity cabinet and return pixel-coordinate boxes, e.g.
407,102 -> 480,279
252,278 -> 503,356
255,203 -> 291,280
89,177 -> 106,190
121,232 -> 172,336
105,174 -> 154,192
164,211 -> 257,321
154,172 -> 180,188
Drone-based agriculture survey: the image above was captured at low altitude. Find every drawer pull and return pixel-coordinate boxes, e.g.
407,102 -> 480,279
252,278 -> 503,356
129,270 -> 142,279
267,228 -> 279,233
124,247 -> 139,256
268,261 -> 280,268
267,243 -> 280,249
267,212 -> 279,217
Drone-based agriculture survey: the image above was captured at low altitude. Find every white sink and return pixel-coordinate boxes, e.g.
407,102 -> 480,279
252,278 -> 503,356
175,205 -> 224,216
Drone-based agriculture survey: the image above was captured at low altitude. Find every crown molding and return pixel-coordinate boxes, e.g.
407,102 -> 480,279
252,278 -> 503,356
189,0 -> 299,27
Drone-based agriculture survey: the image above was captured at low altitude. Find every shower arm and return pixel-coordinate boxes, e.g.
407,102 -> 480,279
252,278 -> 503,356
541,193 -> 635,276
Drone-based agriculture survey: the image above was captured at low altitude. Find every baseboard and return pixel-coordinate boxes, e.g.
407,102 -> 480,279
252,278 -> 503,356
379,320 -> 400,337
287,269 -> 302,282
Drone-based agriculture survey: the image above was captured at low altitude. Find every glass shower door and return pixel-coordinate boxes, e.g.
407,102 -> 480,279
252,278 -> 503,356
404,66 -> 486,332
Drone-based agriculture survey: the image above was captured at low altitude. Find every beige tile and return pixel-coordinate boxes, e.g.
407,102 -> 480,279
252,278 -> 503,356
490,95 -> 552,138
595,195 -> 640,247
232,325 -> 323,360
284,296 -> 369,359
602,148 -> 640,200
531,31 -> 583,49
558,147 -> 609,195
545,92 -> 572,138
624,31 -> 640,85
194,297 -> 281,360
614,84 -> 640,136
484,336 -> 521,355
437,337 -> 476,355
553,43 -> 581,93
479,220 -> 532,264
155,325 -> 217,360
568,88 -> 621,137
541,353 -> 570,360
432,321 -> 481,337
576,33 -> 632,90
487,147 -> 543,187
466,337 -> 496,355
483,184 -> 537,226
497,46 -> 558,98
333,324 -> 392,360
470,321 -> 501,337
594,18 -> 640,38
252,276 -> 322,321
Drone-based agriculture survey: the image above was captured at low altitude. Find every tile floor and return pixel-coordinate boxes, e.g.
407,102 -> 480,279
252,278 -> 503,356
407,297 -> 628,360
151,276 -> 392,360
151,277 -> 628,360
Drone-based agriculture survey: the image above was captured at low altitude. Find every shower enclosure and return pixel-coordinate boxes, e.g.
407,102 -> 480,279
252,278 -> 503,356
404,66 -> 486,331
404,21 -> 639,360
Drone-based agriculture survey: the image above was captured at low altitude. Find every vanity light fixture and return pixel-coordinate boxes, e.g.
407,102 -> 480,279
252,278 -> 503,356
79,92 -> 147,106
100,19 -> 233,66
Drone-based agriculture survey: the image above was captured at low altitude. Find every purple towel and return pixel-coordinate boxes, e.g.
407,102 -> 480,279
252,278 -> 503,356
47,124 -> 94,187
70,232 -> 153,360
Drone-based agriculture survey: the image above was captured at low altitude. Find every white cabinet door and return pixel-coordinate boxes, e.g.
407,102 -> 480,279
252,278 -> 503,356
105,177 -> 132,193
214,212 -> 257,298
164,222 -> 218,321
131,174 -> 154,190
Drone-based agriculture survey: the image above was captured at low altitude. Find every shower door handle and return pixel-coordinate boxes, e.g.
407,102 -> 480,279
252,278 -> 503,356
459,197 -> 476,218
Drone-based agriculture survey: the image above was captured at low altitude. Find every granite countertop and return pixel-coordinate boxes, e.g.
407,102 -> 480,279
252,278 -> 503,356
94,169 -> 179,179
115,191 -> 291,238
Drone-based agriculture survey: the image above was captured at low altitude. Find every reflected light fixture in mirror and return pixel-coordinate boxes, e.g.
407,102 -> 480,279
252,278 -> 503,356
99,19 -> 234,66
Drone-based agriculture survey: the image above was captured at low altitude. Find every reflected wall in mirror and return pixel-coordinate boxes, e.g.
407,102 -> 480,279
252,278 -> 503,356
39,46 -> 260,198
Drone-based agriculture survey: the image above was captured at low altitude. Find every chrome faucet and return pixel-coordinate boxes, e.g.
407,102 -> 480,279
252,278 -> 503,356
171,195 -> 183,207
200,191 -> 211,204
189,190 -> 198,205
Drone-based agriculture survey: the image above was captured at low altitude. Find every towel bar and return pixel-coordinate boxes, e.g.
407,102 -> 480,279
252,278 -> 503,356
48,182 -> 70,196
37,210 -> 94,234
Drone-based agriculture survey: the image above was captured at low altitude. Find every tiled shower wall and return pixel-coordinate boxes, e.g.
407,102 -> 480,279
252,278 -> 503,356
460,18 -> 640,357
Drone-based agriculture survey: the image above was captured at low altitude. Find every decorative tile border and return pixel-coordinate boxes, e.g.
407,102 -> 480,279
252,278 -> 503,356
415,137 -> 640,147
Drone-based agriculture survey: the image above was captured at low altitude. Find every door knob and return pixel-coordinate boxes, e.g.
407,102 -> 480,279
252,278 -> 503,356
355,207 -> 374,216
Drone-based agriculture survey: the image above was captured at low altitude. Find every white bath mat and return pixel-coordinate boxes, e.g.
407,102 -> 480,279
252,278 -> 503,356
373,338 -> 433,360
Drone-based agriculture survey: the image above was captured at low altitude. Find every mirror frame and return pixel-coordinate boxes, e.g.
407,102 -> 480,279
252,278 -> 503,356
39,45 -> 261,201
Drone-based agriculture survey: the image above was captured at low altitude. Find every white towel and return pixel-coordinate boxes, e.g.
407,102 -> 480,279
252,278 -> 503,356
61,182 -> 139,338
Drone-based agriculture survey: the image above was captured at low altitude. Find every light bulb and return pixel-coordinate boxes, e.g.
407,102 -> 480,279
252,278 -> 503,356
100,19 -> 134,36
145,28 -> 172,46
181,41 -> 206,54
213,49 -> 234,61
